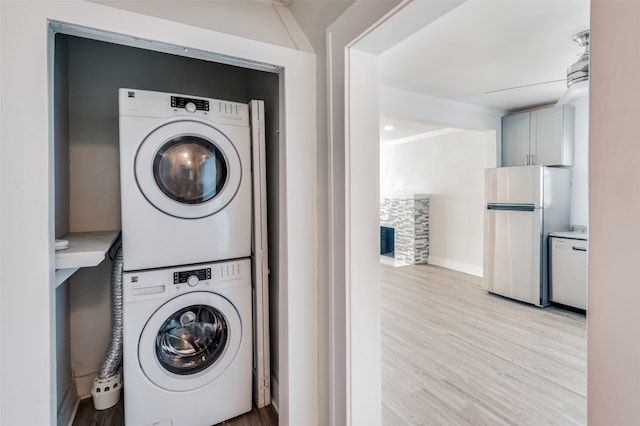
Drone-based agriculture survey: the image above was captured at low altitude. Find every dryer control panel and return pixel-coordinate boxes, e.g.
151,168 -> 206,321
119,88 -> 250,126
171,96 -> 210,111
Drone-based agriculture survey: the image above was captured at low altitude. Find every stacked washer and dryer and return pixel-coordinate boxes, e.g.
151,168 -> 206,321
118,88 -> 262,425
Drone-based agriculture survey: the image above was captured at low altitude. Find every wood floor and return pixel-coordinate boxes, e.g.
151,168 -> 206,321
72,396 -> 277,426
71,263 -> 585,425
380,263 -> 587,425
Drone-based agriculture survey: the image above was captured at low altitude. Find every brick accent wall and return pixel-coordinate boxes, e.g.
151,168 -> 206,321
380,195 -> 429,266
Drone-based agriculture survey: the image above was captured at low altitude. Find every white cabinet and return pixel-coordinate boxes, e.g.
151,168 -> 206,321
502,104 -> 575,167
502,112 -> 530,167
550,236 -> 588,310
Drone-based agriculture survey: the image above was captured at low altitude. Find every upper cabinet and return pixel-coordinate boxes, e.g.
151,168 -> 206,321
502,111 -> 531,167
502,104 -> 575,167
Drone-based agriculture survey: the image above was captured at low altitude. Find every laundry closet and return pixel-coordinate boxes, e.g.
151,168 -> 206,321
53,32 -> 281,422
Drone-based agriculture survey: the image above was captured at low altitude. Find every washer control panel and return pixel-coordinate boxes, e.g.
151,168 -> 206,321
171,95 -> 209,111
123,259 -> 250,303
173,268 -> 211,285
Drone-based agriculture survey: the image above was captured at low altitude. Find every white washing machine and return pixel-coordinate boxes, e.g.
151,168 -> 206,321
119,88 -> 252,271
123,258 -> 252,426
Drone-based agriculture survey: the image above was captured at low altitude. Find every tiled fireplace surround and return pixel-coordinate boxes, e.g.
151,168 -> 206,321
380,194 -> 429,266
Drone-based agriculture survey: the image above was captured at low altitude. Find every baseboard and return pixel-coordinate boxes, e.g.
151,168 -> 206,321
379,256 -> 411,267
427,256 -> 483,277
67,398 -> 81,426
270,375 -> 279,413
58,380 -> 78,426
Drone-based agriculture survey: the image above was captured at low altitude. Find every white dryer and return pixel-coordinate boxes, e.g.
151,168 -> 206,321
123,258 -> 252,425
119,88 -> 252,271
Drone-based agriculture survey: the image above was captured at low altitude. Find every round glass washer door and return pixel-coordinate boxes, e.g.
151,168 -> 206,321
139,291 -> 242,392
135,119 -> 242,219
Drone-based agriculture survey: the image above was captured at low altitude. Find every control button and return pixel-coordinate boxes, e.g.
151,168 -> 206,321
185,102 -> 197,113
187,275 -> 199,287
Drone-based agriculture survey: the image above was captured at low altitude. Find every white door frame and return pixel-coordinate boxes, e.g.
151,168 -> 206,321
0,3 -> 317,424
326,1 -> 465,424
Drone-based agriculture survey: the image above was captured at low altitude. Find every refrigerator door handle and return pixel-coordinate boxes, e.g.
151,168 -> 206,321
572,246 -> 587,252
487,203 -> 535,212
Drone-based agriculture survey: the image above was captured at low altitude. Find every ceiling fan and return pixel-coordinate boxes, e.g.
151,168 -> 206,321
484,30 -> 590,100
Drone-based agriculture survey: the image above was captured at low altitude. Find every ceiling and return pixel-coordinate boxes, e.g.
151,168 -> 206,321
377,0 -> 591,113
379,116 -> 447,142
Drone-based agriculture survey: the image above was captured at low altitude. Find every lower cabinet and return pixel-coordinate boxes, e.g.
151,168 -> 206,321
550,236 -> 588,310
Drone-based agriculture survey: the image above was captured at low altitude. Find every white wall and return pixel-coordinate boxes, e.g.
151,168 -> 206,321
380,129 -> 496,276
328,2 -> 484,424
1,3 -> 54,424
53,33 -> 74,422
381,86 -> 504,163
569,95 -> 589,228
379,85 -> 589,273
284,2 -> 354,422
348,48 -> 383,425
0,2 -> 317,425
326,2 -> 406,424
589,1 -> 640,423
94,0 -> 311,53
55,282 -> 74,423
378,87 -> 503,278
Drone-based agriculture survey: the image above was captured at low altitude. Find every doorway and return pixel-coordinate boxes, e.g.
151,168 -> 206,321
52,29 -> 281,424
31,8 -> 318,424
327,1 -> 590,424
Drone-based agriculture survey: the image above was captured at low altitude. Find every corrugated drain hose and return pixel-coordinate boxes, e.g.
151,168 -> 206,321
91,245 -> 123,410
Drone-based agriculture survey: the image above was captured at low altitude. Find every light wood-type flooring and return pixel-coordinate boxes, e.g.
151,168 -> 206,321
381,263 -> 587,425
71,263 -> 585,425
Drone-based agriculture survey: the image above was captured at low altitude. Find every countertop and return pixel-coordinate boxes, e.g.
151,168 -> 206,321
549,231 -> 588,240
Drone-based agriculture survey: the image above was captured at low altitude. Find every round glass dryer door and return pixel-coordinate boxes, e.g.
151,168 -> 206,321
153,136 -> 228,206
135,119 -> 242,219
139,292 -> 242,392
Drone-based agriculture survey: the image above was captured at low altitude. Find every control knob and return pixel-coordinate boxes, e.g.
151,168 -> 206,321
187,275 -> 199,287
185,102 -> 197,113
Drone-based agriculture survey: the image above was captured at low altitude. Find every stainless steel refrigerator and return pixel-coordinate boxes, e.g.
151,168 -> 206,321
484,165 -> 570,307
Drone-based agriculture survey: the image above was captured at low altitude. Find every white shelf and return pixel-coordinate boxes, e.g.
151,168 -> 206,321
55,230 -> 120,287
